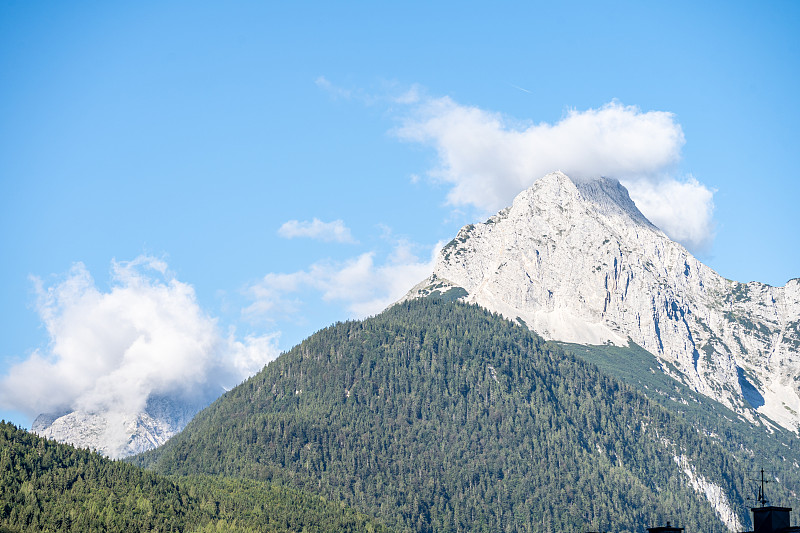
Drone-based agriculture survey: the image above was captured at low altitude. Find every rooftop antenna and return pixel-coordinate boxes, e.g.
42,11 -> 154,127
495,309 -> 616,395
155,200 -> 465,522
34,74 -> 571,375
747,468 -> 772,508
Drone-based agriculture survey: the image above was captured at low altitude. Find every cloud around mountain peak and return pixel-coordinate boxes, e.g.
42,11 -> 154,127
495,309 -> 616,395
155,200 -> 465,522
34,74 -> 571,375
394,95 -> 715,253
0,256 -> 279,421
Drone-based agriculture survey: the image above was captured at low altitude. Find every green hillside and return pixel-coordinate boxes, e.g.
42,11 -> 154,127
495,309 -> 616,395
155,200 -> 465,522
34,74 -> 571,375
136,299 -> 766,532
0,421 -> 391,533
561,341 -> 800,509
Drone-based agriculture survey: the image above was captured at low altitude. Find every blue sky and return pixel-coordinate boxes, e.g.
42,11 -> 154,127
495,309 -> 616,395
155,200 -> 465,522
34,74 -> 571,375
1,1 -> 798,428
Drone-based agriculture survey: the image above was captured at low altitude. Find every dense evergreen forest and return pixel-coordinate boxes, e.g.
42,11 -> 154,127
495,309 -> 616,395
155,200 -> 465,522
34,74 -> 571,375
562,341 -> 800,507
0,421 -> 392,532
7,299 -> 798,532
135,299 -> 773,533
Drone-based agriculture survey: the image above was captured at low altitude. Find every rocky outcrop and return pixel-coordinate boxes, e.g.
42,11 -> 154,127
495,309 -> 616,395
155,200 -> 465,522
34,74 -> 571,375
403,171 -> 800,431
32,395 -> 207,458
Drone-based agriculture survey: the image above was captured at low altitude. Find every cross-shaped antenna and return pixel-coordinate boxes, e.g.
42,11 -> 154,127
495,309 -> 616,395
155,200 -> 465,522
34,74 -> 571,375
746,468 -> 772,507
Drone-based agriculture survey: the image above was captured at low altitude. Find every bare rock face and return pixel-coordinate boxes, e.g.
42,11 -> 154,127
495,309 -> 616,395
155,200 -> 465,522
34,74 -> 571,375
32,395 -> 207,458
404,171 -> 800,431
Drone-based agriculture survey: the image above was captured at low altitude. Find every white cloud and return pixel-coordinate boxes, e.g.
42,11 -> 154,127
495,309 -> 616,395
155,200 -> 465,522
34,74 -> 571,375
315,76 -> 352,99
395,95 -> 715,253
245,240 -> 440,321
278,218 -> 356,243
0,256 -> 279,419
623,177 -> 716,252
243,271 -> 309,322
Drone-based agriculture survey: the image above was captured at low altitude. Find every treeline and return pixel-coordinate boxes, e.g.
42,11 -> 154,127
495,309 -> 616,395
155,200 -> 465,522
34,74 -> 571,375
0,421 -> 392,532
137,299 -> 755,532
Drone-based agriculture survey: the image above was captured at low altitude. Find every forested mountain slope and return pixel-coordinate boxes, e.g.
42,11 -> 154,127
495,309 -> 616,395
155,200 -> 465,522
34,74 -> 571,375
135,299 -> 786,533
561,340 -> 800,472
404,172 -> 800,431
0,421 -> 391,533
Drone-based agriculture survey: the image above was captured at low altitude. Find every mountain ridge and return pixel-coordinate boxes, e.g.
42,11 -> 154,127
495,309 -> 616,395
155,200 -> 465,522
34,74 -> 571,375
31,394 -> 209,458
402,171 -> 800,432
134,299 -> 800,532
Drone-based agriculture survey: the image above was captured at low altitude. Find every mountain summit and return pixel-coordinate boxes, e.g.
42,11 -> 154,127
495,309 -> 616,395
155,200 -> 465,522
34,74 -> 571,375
32,394 -> 208,458
404,171 -> 800,431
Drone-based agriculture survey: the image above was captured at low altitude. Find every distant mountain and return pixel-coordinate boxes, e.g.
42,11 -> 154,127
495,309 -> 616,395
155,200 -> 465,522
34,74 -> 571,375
135,300 -> 800,532
0,420 -> 392,532
403,171 -> 800,432
32,394 -> 208,459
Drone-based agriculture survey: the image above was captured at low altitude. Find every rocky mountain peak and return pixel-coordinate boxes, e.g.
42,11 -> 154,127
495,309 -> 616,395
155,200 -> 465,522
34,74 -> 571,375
512,171 -> 656,230
575,175 -> 657,228
403,172 -> 800,433
32,394 -> 208,458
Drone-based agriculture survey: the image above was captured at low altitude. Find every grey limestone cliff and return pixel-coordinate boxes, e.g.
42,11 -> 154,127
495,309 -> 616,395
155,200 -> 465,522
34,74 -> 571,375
404,171 -> 800,432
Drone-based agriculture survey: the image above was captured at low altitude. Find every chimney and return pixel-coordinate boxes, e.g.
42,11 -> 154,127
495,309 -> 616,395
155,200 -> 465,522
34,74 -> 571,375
648,521 -> 685,533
